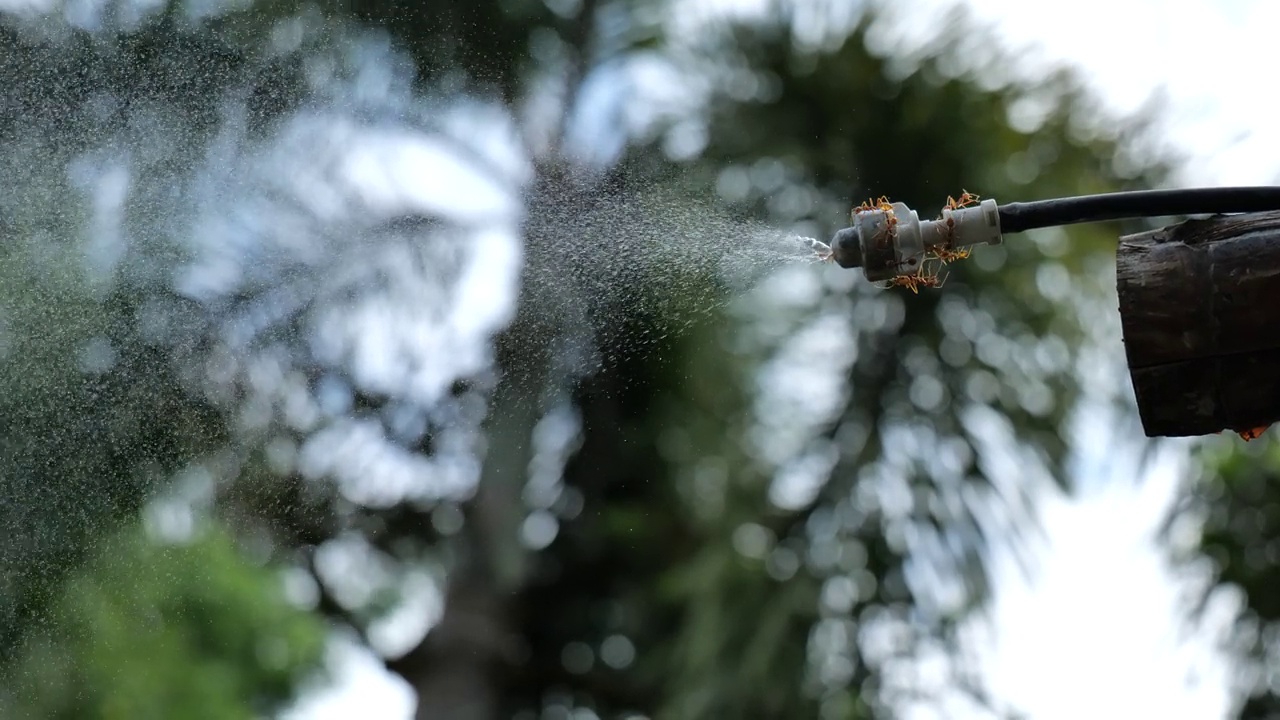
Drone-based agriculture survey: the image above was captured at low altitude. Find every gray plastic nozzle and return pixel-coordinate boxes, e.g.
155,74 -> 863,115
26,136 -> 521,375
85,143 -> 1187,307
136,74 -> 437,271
829,226 -> 862,269
827,199 -> 1002,281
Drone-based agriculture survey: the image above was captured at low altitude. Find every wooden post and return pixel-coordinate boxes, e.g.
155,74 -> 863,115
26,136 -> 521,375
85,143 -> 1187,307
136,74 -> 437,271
1117,211 -> 1280,437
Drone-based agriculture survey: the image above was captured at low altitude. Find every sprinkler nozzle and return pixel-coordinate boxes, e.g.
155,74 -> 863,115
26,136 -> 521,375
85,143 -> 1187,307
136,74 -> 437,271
827,198 -> 1002,281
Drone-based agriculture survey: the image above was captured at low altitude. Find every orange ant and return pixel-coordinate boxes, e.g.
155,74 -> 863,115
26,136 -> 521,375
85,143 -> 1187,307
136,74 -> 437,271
847,195 -> 898,249
929,245 -> 971,264
883,274 -> 922,293
870,198 -> 900,248
929,189 -> 982,261
1238,425 -> 1269,441
916,268 -> 947,291
929,224 -> 964,262
853,195 -> 884,215
875,214 -> 900,248
883,270 -> 947,294
852,195 -> 895,220
945,190 -> 980,210
880,260 -> 946,294
1212,424 -> 1270,440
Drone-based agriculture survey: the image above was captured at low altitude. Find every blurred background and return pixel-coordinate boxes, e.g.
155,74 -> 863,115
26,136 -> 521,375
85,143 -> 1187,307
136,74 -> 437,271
1,0 -> 1278,718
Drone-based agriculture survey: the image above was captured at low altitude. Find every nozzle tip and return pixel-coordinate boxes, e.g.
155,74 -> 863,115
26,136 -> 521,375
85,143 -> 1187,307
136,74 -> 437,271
829,226 -> 862,269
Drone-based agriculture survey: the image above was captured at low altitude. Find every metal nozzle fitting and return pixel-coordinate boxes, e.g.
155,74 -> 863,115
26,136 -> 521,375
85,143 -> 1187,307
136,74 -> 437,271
826,198 -> 1002,281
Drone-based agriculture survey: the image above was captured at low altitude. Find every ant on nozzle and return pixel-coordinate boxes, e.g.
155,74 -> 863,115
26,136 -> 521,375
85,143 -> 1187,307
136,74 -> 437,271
880,259 -> 947,294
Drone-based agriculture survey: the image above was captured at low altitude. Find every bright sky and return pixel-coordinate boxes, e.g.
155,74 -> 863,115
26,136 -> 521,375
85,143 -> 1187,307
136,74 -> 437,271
931,0 -> 1280,188
286,0 -> 1276,717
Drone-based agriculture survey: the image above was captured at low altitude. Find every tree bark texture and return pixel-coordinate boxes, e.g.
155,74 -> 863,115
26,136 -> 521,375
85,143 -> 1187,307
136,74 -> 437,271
1117,211 -> 1280,437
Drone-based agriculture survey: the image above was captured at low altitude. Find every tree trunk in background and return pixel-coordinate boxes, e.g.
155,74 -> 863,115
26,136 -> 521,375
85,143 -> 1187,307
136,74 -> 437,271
394,569 -> 510,720
389,311 -> 558,719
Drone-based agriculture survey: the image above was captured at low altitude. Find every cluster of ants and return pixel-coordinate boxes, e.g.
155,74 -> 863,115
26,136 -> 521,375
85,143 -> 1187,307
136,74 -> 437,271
863,190 -> 979,293
816,191 -> 981,293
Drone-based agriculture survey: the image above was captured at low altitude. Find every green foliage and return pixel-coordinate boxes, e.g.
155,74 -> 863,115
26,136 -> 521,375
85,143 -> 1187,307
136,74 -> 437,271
0,9 -> 241,659
2,522 -> 326,720
643,309 -> 832,719
1177,436 -> 1280,716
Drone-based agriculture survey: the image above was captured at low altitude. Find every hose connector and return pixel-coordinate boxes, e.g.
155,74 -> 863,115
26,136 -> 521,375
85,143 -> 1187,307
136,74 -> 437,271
829,198 -> 1003,281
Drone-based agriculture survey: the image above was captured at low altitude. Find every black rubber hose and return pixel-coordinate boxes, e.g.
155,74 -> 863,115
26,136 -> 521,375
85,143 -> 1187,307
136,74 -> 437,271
998,186 -> 1280,234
